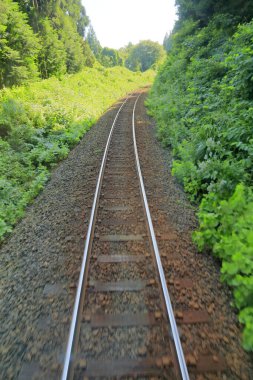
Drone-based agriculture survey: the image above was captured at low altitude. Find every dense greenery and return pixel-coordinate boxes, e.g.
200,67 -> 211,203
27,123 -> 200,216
0,66 -> 154,241
0,0 -> 40,87
100,48 -> 123,68
86,28 -> 165,72
147,1 -> 253,350
86,30 -> 165,71
86,26 -> 122,68
175,0 -> 253,26
0,0 -> 92,87
124,40 -> 165,72
86,25 -> 102,60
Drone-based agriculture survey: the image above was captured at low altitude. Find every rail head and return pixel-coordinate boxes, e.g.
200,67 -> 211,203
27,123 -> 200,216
132,94 -> 190,380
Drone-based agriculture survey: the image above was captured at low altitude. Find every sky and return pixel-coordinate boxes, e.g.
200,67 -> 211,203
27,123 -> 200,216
82,0 -> 177,49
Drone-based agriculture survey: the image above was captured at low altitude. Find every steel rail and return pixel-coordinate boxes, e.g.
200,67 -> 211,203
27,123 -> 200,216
132,94 -> 190,380
61,94 -> 133,380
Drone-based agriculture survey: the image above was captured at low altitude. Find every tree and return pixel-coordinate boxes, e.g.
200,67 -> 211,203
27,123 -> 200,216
86,25 -> 102,60
81,40 -> 95,67
15,0 -> 92,74
86,26 -> 123,68
163,33 -> 173,52
175,0 -> 253,26
0,0 -> 95,87
16,0 -> 89,35
0,0 -> 39,88
119,43 -> 133,65
55,11 -> 87,73
125,40 -> 165,72
38,18 -> 66,78
100,47 -> 122,67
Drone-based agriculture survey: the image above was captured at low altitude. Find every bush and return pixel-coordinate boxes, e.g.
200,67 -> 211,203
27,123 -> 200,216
193,184 -> 253,350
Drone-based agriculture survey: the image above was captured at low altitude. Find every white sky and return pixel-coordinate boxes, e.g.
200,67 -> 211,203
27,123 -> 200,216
82,0 -> 177,49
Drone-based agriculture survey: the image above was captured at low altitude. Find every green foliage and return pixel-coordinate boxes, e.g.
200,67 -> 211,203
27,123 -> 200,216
17,0 -> 89,36
47,1 -> 90,74
0,0 -> 94,88
86,26 -> 122,68
239,308 -> 253,351
118,43 -> 133,64
57,13 -> 86,73
0,0 -> 40,88
125,40 -> 165,72
38,18 -> 67,78
175,0 -> 253,26
86,25 -> 102,60
100,47 -> 123,68
193,184 -> 253,350
147,13 -> 253,350
0,66 -> 154,241
81,41 -> 95,68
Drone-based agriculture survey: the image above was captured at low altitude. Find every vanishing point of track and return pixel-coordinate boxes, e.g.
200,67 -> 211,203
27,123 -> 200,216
61,91 -> 189,380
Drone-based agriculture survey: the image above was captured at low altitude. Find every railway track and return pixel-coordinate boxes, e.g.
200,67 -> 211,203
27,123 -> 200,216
61,91 -> 229,380
61,91 -> 188,379
1,90 -> 251,380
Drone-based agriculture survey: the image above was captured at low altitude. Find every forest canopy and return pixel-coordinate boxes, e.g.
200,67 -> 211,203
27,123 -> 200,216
175,0 -> 253,26
124,40 -> 165,72
86,28 -> 165,73
0,0 -> 92,87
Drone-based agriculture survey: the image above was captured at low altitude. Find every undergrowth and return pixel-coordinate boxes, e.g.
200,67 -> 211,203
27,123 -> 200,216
147,18 -> 253,350
0,65 -> 154,241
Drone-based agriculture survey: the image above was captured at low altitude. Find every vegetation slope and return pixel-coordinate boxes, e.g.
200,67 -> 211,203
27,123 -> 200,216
1,1 -> 159,241
0,66 -> 154,241
147,0 -> 253,350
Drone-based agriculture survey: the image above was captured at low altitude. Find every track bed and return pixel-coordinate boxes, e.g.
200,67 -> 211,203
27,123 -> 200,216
1,90 -> 252,380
